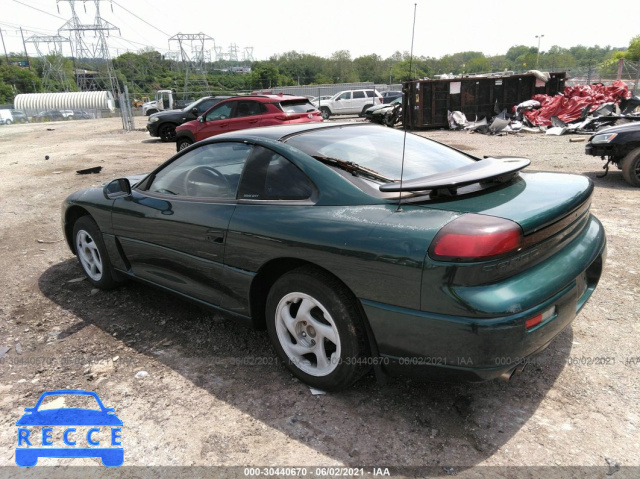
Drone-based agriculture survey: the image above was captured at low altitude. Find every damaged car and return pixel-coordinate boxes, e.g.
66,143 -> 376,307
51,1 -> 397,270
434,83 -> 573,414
365,97 -> 402,127
62,123 -> 606,391
585,121 -> 640,186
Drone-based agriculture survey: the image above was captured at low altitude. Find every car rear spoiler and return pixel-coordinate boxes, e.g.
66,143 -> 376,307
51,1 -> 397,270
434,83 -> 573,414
379,157 -> 530,193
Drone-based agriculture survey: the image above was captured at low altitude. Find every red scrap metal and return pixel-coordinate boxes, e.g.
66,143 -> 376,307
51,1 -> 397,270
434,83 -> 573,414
521,80 -> 632,126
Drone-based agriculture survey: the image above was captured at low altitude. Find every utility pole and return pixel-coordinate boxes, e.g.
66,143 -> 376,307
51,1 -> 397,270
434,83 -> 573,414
0,28 -> 9,64
535,34 -> 544,69
20,28 -> 32,70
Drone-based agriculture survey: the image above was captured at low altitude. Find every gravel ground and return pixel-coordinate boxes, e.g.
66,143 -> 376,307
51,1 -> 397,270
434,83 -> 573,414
0,117 -> 638,478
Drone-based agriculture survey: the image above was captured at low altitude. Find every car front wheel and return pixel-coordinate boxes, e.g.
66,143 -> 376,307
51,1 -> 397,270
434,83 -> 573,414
359,104 -> 373,117
73,216 -> 120,289
159,123 -> 177,142
621,147 -> 640,187
320,107 -> 331,120
266,267 -> 370,391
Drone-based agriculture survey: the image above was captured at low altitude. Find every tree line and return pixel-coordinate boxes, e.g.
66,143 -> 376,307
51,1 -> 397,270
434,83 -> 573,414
1,35 -> 638,104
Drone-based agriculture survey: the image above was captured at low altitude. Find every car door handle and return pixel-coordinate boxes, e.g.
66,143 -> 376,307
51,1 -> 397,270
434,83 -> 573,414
248,119 -> 258,124
205,230 -> 225,244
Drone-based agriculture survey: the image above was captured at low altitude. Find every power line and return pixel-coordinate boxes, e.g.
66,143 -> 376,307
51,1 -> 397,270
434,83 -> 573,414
111,1 -> 170,37
12,0 -> 66,20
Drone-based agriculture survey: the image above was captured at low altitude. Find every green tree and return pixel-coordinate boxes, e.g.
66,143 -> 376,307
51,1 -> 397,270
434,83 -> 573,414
625,35 -> 640,61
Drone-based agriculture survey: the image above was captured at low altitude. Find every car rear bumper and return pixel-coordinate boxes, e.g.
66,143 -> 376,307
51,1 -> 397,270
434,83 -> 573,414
362,221 -> 607,382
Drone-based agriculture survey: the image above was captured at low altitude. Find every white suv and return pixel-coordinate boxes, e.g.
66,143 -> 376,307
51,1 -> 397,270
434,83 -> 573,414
312,89 -> 382,119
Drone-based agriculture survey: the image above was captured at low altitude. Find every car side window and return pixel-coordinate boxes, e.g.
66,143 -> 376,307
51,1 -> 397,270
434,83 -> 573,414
366,91 -> 377,98
353,91 -> 365,99
234,101 -> 263,117
337,92 -> 351,100
205,102 -> 234,121
148,142 -> 252,198
238,146 -> 314,201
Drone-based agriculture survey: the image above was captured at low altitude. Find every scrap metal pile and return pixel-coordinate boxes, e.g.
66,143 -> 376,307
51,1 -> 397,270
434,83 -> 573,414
448,79 -> 640,135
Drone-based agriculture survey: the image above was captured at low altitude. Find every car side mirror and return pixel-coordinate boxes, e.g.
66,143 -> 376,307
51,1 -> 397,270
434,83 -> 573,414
103,178 -> 132,199
198,116 -> 204,122
191,107 -> 198,116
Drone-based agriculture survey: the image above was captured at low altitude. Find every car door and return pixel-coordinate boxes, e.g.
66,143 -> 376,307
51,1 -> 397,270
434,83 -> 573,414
231,100 -> 266,129
351,90 -> 366,114
110,141 -> 252,307
192,101 -> 237,141
332,91 -> 352,114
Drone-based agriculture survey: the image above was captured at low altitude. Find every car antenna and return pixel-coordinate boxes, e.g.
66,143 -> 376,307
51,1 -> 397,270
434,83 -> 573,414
396,3 -> 417,213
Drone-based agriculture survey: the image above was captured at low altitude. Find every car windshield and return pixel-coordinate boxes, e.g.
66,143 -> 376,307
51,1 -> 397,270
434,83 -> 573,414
285,125 -> 474,181
182,100 -> 198,111
279,100 -> 317,113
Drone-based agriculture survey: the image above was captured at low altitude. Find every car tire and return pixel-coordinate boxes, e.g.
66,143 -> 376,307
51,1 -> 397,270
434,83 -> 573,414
621,147 -> 640,187
72,216 -> 120,290
159,123 -> 177,142
265,266 -> 370,391
176,137 -> 193,152
359,104 -> 373,117
320,107 -> 331,120
5,119 -> 12,125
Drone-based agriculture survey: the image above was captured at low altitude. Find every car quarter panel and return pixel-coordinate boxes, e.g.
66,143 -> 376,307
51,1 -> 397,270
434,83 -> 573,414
223,204 -> 460,315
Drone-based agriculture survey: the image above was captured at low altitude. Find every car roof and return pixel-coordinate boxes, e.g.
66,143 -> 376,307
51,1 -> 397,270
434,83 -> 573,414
220,94 -> 310,103
211,121 -> 380,142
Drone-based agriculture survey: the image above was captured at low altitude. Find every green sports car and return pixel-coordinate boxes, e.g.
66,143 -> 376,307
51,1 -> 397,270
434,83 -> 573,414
62,123 -> 607,391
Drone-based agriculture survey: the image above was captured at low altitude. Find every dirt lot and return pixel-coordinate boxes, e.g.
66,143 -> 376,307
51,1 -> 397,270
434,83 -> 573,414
0,117 -> 638,477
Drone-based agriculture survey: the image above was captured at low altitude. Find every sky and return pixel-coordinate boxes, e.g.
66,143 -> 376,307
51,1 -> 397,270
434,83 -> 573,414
2,0 -> 639,63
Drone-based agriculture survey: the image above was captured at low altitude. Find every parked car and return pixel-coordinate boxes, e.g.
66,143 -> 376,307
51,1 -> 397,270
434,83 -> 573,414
174,94 -> 322,151
308,95 -> 333,104
60,110 -> 74,119
34,110 -> 65,122
10,109 -> 29,123
0,109 -> 29,124
147,95 -> 231,142
380,91 -> 403,104
62,122 -> 606,391
585,121 -> 640,186
72,110 -> 92,120
311,89 -> 383,119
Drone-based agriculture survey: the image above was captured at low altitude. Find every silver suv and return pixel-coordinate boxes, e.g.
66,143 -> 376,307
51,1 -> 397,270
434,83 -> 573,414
312,89 -> 382,119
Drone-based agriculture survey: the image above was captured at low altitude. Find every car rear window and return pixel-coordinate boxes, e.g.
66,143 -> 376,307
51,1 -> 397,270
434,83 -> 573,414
278,100 -> 317,113
285,125 -> 474,181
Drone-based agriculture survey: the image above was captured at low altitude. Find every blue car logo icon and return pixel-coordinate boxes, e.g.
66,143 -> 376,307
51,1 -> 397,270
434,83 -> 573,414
16,390 -> 123,467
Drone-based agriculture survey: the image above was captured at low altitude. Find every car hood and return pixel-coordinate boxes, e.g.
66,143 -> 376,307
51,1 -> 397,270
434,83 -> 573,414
367,104 -> 391,114
590,121 -> 640,136
149,109 -> 183,120
421,171 -> 593,235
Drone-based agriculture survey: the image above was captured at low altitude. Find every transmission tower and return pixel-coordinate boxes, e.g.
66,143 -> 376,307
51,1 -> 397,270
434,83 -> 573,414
214,46 -> 226,62
57,0 -> 121,97
25,35 -> 74,92
227,43 -> 239,62
169,33 -> 214,98
243,47 -> 254,63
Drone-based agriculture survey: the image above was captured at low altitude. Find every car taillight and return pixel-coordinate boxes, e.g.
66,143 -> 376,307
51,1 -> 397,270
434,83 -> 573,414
429,214 -> 523,261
